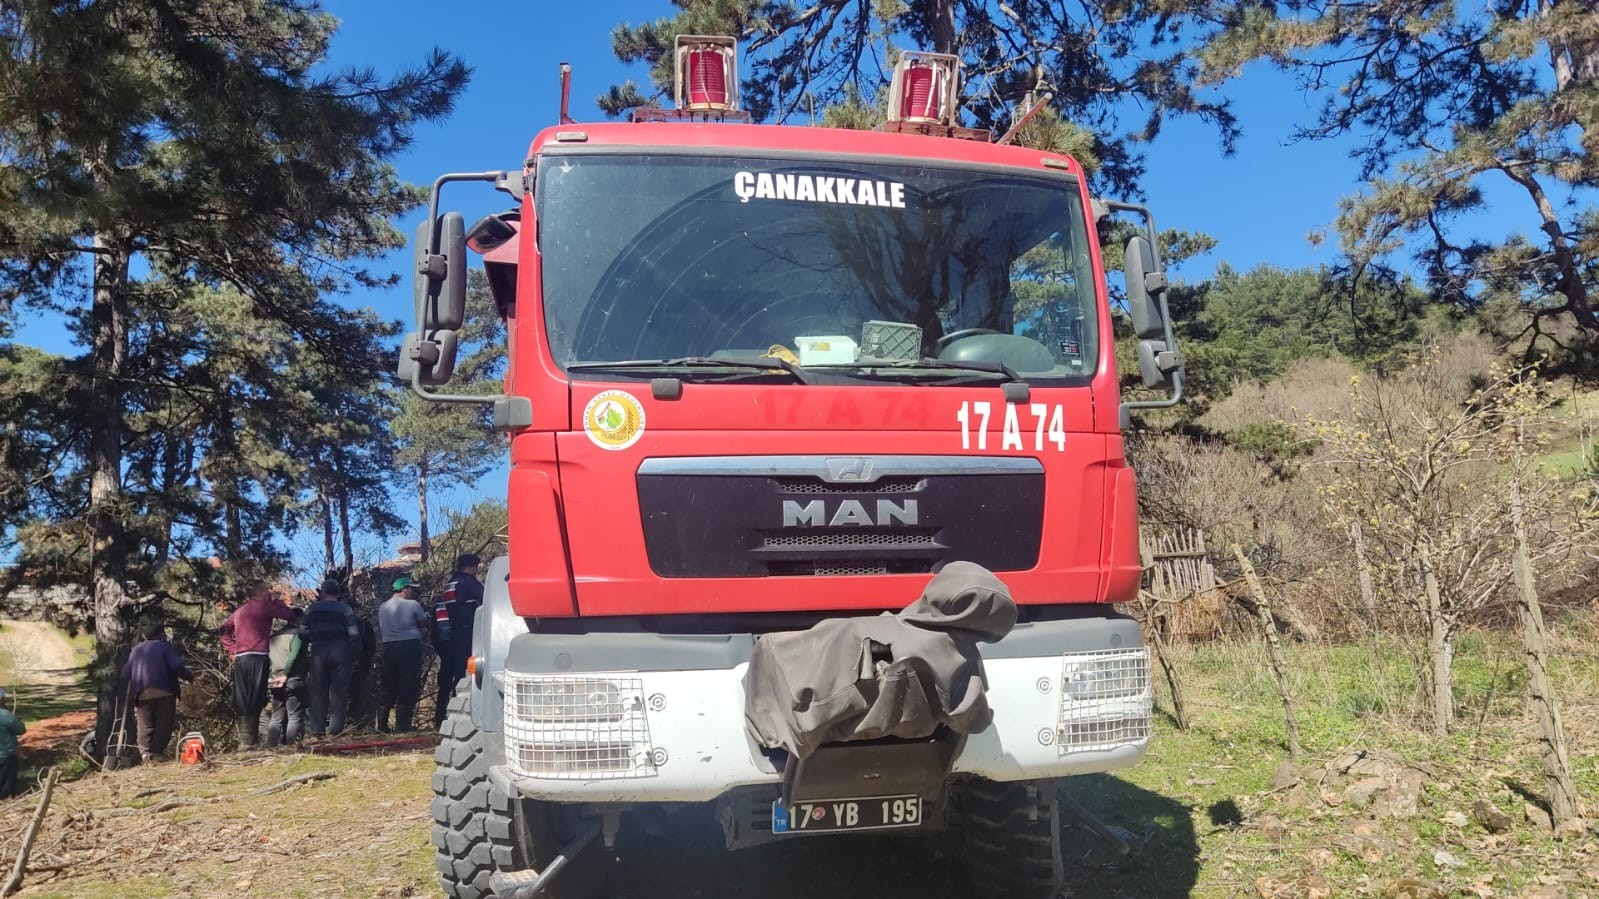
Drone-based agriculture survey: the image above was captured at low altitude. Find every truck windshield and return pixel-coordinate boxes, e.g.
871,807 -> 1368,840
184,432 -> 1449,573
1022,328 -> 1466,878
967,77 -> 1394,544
537,152 -> 1099,385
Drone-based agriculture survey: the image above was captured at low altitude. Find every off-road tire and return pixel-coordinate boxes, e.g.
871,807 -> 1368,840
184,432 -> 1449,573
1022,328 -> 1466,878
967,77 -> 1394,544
960,779 -> 1066,898
432,682 -> 524,899
432,683 -> 599,899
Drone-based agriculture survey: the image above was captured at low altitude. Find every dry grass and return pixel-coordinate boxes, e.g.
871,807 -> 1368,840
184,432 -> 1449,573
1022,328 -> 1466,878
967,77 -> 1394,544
0,751 -> 435,898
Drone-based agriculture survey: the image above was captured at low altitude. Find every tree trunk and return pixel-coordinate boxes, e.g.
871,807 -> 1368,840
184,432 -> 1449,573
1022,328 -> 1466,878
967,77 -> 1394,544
1138,591 -> 1188,731
1349,518 -> 1378,624
418,460 -> 431,563
210,401 -> 244,559
334,444 -> 353,573
155,430 -> 181,565
88,231 -> 132,762
1232,544 -> 1301,762
1510,476 -> 1581,828
320,488 -> 335,570
928,0 -> 956,54
1420,542 -> 1454,735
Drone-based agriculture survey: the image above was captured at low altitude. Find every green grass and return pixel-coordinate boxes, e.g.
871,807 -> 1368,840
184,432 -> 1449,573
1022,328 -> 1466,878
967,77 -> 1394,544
1097,629 -> 1599,897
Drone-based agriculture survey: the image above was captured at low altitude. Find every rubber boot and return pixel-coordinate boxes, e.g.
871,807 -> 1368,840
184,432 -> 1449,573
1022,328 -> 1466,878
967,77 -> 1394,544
237,715 -> 260,750
376,706 -> 392,734
396,704 -> 415,733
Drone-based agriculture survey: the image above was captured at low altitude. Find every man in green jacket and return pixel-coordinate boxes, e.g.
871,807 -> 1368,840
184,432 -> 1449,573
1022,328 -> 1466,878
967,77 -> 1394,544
0,688 -> 27,798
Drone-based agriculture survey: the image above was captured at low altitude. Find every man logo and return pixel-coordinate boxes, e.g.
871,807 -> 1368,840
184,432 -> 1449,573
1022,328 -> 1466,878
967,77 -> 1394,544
782,499 -> 919,527
824,458 -> 875,482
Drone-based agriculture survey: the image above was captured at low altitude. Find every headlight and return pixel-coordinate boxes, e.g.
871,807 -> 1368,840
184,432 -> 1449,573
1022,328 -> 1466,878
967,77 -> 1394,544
503,673 -> 657,780
1060,650 -> 1149,702
512,677 -> 639,723
1056,648 -> 1152,751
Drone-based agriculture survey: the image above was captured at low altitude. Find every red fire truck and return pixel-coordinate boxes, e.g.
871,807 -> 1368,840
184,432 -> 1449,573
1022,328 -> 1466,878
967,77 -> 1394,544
405,38 -> 1183,899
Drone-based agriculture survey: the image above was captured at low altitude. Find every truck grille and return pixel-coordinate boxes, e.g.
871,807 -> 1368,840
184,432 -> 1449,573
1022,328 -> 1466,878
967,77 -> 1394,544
637,456 -> 1044,578
772,476 -> 924,495
760,529 -> 938,549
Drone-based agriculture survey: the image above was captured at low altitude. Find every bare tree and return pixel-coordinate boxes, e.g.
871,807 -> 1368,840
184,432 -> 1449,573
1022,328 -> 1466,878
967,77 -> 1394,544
1304,349 -> 1528,734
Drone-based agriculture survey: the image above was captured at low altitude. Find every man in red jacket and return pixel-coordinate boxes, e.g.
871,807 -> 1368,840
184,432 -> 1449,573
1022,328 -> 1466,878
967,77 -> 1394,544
219,581 -> 296,749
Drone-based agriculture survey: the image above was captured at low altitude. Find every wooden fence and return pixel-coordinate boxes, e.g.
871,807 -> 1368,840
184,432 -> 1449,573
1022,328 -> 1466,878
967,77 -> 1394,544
1141,528 -> 1228,641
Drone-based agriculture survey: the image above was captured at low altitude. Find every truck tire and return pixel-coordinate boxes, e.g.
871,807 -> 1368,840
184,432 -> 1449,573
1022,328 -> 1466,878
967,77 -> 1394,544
960,779 -> 1065,898
433,682 -> 607,899
432,682 -> 524,898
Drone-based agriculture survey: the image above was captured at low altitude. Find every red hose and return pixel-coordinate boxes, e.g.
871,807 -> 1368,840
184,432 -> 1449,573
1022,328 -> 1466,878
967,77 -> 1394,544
308,735 -> 437,755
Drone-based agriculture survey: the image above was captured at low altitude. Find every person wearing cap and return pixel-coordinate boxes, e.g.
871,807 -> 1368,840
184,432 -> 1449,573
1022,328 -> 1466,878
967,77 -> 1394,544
302,577 -> 362,739
0,689 -> 24,797
219,580 -> 296,749
121,623 -> 193,762
376,577 -> 430,732
433,553 -> 485,727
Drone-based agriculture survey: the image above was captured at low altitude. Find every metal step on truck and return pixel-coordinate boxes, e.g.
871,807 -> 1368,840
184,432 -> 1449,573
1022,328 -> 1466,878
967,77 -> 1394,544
402,37 -> 1184,899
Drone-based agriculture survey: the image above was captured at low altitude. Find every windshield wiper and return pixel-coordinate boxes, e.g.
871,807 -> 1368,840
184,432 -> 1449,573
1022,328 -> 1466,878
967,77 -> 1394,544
814,358 -> 1026,383
567,356 -> 813,384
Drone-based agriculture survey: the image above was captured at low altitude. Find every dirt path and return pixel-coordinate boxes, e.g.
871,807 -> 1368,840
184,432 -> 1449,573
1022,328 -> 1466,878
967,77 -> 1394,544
0,620 -> 83,687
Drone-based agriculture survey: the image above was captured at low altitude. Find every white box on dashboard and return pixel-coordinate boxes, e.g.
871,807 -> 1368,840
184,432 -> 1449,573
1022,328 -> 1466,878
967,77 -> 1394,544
795,336 -> 858,365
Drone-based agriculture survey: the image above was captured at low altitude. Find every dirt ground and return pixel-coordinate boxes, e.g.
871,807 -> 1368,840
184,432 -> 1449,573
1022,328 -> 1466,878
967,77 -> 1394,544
0,620 -> 85,687
0,748 -> 1142,899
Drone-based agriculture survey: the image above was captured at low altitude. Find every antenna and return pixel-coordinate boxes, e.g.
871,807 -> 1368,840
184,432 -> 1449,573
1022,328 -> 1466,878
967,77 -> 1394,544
559,62 -> 574,125
996,91 -> 1053,146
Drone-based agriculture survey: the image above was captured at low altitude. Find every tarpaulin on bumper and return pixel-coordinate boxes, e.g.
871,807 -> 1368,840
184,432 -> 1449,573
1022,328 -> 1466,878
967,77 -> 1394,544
743,562 -> 1018,759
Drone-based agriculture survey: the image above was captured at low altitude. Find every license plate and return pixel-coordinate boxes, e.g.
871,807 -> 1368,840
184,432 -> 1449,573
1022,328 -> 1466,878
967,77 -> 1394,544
772,795 -> 923,834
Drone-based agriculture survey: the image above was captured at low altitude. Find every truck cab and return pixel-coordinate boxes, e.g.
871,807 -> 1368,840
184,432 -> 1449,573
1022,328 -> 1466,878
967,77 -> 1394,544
412,41 -> 1183,899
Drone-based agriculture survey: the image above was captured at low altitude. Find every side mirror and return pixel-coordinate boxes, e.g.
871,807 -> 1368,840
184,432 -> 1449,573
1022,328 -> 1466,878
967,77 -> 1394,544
398,331 -> 459,387
414,213 -> 467,331
466,211 -> 518,254
1136,338 -> 1179,390
1124,235 -> 1167,340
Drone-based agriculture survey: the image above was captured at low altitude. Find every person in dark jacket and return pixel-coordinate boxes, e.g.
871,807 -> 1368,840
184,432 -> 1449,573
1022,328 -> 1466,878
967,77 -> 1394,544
219,581 -> 296,749
303,578 -> 361,738
433,554 -> 484,727
263,619 -> 310,748
0,689 -> 25,797
345,607 -> 379,730
377,578 -> 430,732
121,623 -> 193,763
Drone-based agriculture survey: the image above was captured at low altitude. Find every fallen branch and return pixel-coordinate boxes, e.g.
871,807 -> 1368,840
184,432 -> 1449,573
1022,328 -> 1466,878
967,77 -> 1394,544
98,796 -> 211,817
2,767 -> 59,897
249,772 -> 335,796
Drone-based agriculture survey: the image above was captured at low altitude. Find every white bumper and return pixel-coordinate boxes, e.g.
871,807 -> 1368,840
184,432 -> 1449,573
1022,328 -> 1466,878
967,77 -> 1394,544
491,647 -> 1151,803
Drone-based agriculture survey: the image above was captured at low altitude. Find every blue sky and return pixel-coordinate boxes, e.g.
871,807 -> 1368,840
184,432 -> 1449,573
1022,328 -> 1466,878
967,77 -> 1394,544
8,0 -> 1525,568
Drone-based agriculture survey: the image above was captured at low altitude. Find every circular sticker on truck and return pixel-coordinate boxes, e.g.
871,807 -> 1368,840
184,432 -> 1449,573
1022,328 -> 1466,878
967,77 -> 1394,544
582,390 -> 646,451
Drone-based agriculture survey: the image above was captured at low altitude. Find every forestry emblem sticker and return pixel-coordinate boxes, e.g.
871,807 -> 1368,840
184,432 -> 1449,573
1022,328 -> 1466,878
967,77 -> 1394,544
582,390 -> 646,451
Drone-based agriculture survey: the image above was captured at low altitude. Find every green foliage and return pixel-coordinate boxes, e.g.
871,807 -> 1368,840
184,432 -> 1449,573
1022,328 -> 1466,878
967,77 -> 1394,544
1178,263 -> 1428,402
1227,421 -> 1314,465
0,0 -> 470,732
405,500 -> 509,602
1199,1 -> 1599,351
604,0 -> 1239,195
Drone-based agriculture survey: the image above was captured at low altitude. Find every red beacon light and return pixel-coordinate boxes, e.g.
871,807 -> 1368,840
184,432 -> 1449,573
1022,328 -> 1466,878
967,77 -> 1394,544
887,52 -> 960,127
674,35 -> 739,113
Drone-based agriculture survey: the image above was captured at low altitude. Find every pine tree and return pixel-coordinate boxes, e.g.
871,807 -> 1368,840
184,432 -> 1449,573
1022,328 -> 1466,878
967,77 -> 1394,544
0,0 -> 468,754
392,271 -> 505,562
1201,1 -> 1599,349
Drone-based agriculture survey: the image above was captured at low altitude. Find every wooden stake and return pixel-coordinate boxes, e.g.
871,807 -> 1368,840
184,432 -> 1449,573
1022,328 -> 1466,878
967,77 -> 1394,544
2,767 -> 59,897
1232,544 -> 1302,763
1138,590 -> 1189,730
1510,476 -> 1581,828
